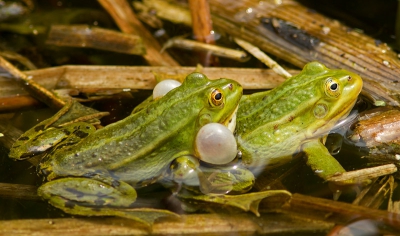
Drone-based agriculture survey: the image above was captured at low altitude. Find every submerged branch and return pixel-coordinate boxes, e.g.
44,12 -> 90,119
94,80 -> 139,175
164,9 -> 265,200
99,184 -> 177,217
328,164 -> 398,183
46,25 -> 145,55
189,0 -> 218,66
0,212 -> 334,235
0,56 -> 65,109
286,193 -> 400,232
163,38 -> 248,62
97,0 -> 179,66
234,37 -> 292,78
0,183 -> 40,201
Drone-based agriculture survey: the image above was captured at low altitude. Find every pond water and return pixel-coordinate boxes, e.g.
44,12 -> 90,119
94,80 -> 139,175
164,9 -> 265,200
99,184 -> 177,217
1,0 -> 399,235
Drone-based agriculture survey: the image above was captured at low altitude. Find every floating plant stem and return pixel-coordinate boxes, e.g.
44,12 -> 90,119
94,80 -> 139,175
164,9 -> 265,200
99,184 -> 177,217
163,38 -> 248,62
46,25 -> 145,55
0,56 -> 65,109
328,164 -> 397,183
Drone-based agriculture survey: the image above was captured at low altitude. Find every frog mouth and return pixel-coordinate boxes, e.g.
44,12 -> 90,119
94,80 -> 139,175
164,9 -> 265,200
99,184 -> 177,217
222,105 -> 238,133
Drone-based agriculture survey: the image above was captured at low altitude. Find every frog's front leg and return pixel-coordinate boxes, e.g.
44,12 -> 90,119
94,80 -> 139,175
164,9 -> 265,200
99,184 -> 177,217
169,156 -> 289,215
168,155 -> 254,195
38,178 -> 177,226
198,165 -> 255,195
9,99 -> 105,160
303,139 -> 371,186
9,100 -> 74,160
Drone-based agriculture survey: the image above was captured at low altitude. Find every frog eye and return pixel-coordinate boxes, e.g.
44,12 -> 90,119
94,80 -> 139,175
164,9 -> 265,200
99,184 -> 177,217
210,89 -> 224,106
324,78 -> 340,98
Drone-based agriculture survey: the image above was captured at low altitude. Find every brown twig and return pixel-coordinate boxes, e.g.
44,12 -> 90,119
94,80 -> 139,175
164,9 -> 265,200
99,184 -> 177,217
162,37 -> 248,61
188,0 -> 219,66
97,0 -> 179,66
46,25 -> 146,55
287,193 -> 400,231
189,0 -> 214,44
352,176 -> 396,209
328,164 -> 398,183
0,50 -> 37,70
234,37 -> 292,78
0,65 -> 295,112
0,183 -> 40,201
0,56 -> 65,109
0,212 -> 334,235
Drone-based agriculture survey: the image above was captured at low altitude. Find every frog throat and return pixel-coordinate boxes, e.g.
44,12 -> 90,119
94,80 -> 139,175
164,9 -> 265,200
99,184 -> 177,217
222,105 -> 238,133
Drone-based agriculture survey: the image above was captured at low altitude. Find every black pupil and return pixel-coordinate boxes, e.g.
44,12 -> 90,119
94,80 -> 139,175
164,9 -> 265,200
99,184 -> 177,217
330,83 -> 338,90
215,92 -> 222,100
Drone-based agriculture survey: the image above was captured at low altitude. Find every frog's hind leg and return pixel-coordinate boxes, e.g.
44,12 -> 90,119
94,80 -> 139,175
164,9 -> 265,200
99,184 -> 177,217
38,177 -> 177,226
38,177 -> 137,215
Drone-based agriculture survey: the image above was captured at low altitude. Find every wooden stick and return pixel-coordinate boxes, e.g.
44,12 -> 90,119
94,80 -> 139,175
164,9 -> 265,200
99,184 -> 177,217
163,38 -> 248,61
0,212 -> 334,235
133,0 -> 192,26
189,0 -> 214,44
46,25 -> 145,55
0,65 -> 295,112
0,56 -> 65,109
25,66 -> 290,89
0,50 -> 37,70
234,37 -> 292,78
0,183 -> 40,201
328,164 -> 398,183
352,176 -> 395,209
97,0 -> 179,66
287,193 -> 400,231
189,0 -> 219,66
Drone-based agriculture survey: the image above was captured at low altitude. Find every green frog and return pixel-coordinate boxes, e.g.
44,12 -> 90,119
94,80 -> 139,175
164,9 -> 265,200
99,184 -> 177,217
177,62 -> 364,210
236,61 -> 364,185
9,72 -> 244,225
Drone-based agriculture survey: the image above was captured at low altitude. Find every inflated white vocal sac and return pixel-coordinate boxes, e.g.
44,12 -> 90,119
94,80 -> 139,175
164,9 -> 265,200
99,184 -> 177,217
196,123 -> 237,165
153,79 -> 182,99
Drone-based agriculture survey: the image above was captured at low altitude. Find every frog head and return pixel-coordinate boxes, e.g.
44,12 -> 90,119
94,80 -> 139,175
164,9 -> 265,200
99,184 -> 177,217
188,73 -> 242,165
301,62 -> 363,138
185,72 -> 242,131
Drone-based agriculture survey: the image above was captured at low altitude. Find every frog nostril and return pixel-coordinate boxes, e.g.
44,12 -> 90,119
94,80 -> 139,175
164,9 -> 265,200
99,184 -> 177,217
347,75 -> 352,81
228,83 -> 233,90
